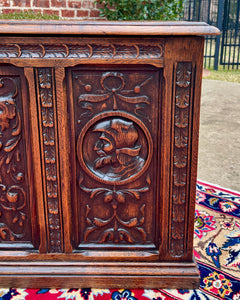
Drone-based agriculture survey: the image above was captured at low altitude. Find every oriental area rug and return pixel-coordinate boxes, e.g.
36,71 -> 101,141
0,180 -> 239,300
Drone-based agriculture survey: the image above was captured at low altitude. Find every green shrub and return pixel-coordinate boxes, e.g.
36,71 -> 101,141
97,0 -> 183,20
0,10 -> 60,20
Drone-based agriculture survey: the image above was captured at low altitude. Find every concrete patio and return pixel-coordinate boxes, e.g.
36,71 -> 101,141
198,79 -> 240,192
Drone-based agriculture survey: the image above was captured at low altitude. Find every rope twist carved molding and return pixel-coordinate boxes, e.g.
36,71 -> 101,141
170,62 -> 192,257
0,43 -> 164,60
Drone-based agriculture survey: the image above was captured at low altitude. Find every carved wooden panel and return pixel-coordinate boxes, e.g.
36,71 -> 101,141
0,23 -> 211,286
0,68 -> 36,249
68,66 -> 161,250
170,61 -> 193,257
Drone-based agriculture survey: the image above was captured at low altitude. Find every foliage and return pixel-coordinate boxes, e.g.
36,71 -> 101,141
203,67 -> 240,83
0,10 -> 60,20
97,0 -> 183,20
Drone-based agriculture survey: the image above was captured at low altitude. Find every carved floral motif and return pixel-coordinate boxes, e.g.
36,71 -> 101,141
170,62 -> 192,257
0,77 -> 27,242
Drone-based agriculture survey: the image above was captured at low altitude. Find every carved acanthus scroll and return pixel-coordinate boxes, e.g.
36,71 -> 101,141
0,77 -> 29,242
79,174 -> 150,244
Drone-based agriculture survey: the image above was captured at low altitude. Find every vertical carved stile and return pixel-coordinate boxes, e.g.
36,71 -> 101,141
36,68 -> 63,253
170,62 -> 192,257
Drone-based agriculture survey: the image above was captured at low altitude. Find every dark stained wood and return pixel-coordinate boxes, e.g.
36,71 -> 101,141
0,21 -> 218,288
0,20 -> 220,35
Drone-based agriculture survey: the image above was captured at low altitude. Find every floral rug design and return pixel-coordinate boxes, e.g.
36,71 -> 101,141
0,180 -> 239,300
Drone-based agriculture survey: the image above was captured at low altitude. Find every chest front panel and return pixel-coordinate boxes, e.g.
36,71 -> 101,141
0,32 -> 206,288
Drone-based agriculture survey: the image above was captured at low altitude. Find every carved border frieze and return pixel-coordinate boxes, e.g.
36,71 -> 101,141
0,43 -> 164,60
36,68 -> 62,253
170,62 -> 193,257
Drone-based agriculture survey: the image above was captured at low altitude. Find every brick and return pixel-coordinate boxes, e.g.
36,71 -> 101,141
2,8 -> 21,14
51,0 -> 66,7
90,9 -> 100,18
82,1 -> 94,9
12,0 -> 31,6
33,0 -> 50,7
61,9 -> 75,17
0,0 -> 10,7
76,9 -> 89,17
95,2 -> 104,9
26,9 -> 42,13
43,9 -> 60,16
68,1 -> 81,9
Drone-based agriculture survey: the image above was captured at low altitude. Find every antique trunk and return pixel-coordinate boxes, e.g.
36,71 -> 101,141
0,20 -> 219,288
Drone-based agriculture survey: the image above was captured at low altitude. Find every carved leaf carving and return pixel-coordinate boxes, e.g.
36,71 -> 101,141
170,62 -> 192,257
176,65 -> 191,88
173,147 -> 187,168
174,107 -> 189,128
40,89 -> 53,108
175,90 -> 190,108
174,127 -> 188,148
42,108 -> 54,127
172,186 -> 186,204
37,68 -> 62,252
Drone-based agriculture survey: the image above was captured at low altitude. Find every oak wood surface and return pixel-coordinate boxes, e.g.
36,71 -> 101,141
0,20 -> 220,36
0,21 -> 217,288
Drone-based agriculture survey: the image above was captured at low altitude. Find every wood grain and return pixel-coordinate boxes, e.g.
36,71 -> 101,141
0,21 -> 214,288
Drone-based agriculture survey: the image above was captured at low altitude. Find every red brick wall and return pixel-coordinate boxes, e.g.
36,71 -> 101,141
0,0 -> 103,20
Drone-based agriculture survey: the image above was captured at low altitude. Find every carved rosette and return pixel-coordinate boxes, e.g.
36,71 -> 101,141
36,68 -> 62,252
0,77 -> 30,242
170,62 -> 192,257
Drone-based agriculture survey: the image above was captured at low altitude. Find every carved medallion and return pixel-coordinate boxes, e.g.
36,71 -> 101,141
77,112 -> 153,185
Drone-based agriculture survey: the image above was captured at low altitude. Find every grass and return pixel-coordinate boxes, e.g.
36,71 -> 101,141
203,66 -> 240,83
0,10 -> 60,20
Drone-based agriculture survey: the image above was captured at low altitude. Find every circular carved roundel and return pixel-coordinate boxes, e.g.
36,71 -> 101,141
77,112 -> 153,185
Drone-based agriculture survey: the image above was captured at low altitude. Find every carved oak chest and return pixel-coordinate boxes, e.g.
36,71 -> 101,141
0,20 -> 219,288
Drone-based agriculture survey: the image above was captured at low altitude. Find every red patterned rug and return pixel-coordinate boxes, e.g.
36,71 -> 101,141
0,180 -> 239,300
